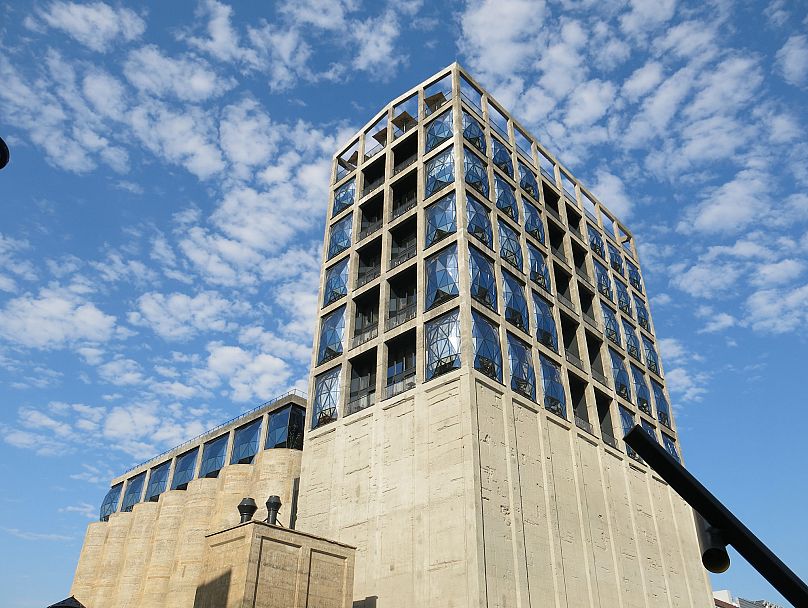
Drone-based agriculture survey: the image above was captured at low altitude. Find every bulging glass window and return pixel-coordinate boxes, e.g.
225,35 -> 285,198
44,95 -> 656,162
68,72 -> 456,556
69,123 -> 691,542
623,321 -> 641,361
425,109 -> 453,153
323,258 -> 350,306
524,201 -> 545,244
540,355 -> 566,417
466,195 -> 492,248
170,447 -> 198,490
462,111 -> 486,153
464,147 -> 489,197
492,138 -> 513,177
333,178 -> 356,217
635,295 -> 650,331
628,260 -> 643,292
641,419 -> 658,442
508,333 -> 535,400
327,213 -> 352,259
662,433 -> 679,461
494,175 -> 518,221
602,303 -> 620,346
608,243 -> 624,275
100,483 -> 123,521
266,405 -> 305,449
619,406 -> 638,457
145,461 -> 170,502
609,348 -> 631,401
594,260 -> 612,300
425,308 -> 461,380
652,381 -> 671,427
630,364 -> 652,415
425,245 -> 459,310
312,366 -> 341,429
518,161 -> 538,199
425,192 -> 457,248
199,434 -> 229,478
230,418 -> 262,465
588,225 -> 605,258
533,293 -> 558,351
503,271 -> 529,332
616,280 -> 632,316
425,147 -> 455,198
317,305 -> 346,365
469,246 -> 497,311
528,244 -> 551,292
499,221 -> 523,270
643,336 -> 659,375
121,471 -> 146,513
472,310 -> 503,382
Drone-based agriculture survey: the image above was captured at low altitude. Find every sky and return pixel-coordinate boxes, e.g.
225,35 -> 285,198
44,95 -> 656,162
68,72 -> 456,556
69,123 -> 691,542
0,0 -> 806,605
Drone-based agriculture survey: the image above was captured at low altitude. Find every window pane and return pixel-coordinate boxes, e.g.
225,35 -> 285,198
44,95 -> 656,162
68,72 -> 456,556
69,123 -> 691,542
459,75 -> 483,114
508,333 -> 535,400
560,171 -> 577,203
317,305 -> 346,365
100,483 -> 123,521
266,406 -> 291,449
469,246 -> 497,311
323,258 -> 350,306
499,221 -> 523,270
145,461 -> 170,502
518,161 -> 538,199
472,310 -> 502,382
594,260 -> 612,300
653,381 -> 671,427
464,147 -> 489,197
171,447 -> 198,490
635,296 -> 650,331
538,149 -> 555,182
528,244 -> 551,292
425,148 -> 455,198
492,138 -> 513,177
628,260 -> 643,292
623,321 -> 641,361
466,194 -> 492,247
540,355 -> 566,417
494,175 -> 518,221
643,336 -> 659,375
533,293 -> 558,351
602,303 -> 620,345
328,213 -> 352,259
524,201 -> 545,244
503,271 -> 529,332
425,309 -> 461,380
631,364 -> 652,415
425,192 -> 457,248
121,471 -> 146,512
425,245 -> 459,310
230,418 -> 262,464
609,348 -> 630,401
662,434 -> 679,461
514,127 -> 532,162
462,111 -> 486,153
333,178 -> 356,217
199,434 -> 229,478
588,225 -> 605,258
424,73 -> 453,116
616,281 -> 632,316
641,420 -> 657,442
312,366 -> 341,429
425,109 -> 453,153
608,243 -> 624,275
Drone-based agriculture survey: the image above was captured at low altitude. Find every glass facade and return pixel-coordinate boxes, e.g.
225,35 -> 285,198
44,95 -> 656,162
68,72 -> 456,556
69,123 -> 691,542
540,355 -> 566,417
494,175 -> 518,221
643,336 -> 659,374
171,447 -> 198,490
100,483 -> 122,521
602,303 -> 620,345
616,280 -> 631,316
609,348 -> 630,401
199,434 -> 228,478
333,178 -> 355,217
628,260 -> 643,292
623,321 -> 641,360
608,243 -> 624,275
323,258 -> 349,306
524,201 -> 545,244
472,310 -> 502,382
312,366 -> 341,429
469,246 -> 497,311
589,225 -> 605,258
595,260 -> 612,300
652,381 -> 671,427
499,221 -> 523,270
635,295 -> 650,331
230,418 -> 262,464
528,244 -> 550,291
508,333 -> 535,400
518,161 -> 538,199
462,111 -> 486,153
425,148 -> 455,198
464,147 -> 489,197
144,460 -> 170,502
662,434 -> 680,461
631,364 -> 651,415
425,109 -> 452,152
619,406 -> 637,456
328,213 -> 352,259
425,245 -> 460,309
502,271 -> 529,332
641,419 -> 657,442
533,293 -> 558,351
466,195 -> 492,247
121,471 -> 146,513
492,138 -> 513,177
425,192 -> 457,248
317,305 -> 345,365
425,309 -> 461,380
266,405 -> 305,449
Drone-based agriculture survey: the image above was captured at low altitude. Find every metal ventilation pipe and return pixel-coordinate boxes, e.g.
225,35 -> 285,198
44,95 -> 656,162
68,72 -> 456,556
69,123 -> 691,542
266,495 -> 282,525
237,497 -> 258,523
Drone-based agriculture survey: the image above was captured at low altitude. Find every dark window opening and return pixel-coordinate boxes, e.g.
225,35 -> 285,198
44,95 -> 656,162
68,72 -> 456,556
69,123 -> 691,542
560,312 -> 583,371
568,372 -> 591,434
586,330 -> 607,386
362,155 -> 385,197
266,405 -> 305,450
393,132 -> 418,175
390,217 -> 417,268
357,238 -> 382,288
595,390 -> 616,448
542,181 -> 561,220
548,221 -> 566,263
358,194 -> 383,241
385,330 -> 416,399
347,348 -> 377,415
572,243 -> 591,286
387,267 -> 417,331
579,286 -> 597,329
353,287 -> 379,348
554,265 -> 574,313
392,171 -> 417,219
567,206 -> 583,239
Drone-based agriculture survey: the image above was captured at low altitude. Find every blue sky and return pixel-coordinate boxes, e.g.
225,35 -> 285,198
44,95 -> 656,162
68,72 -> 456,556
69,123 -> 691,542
0,0 -> 807,605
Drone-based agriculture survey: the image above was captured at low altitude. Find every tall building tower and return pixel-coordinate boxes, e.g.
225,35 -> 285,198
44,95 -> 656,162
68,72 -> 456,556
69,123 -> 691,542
297,63 -> 712,608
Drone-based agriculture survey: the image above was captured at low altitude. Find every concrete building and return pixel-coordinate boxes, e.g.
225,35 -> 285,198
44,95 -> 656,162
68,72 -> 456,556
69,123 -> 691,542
296,63 -> 714,607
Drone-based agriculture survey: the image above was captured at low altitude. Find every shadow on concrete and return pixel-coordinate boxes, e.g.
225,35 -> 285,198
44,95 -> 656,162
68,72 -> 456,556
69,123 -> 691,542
353,596 -> 378,608
193,569 -> 232,608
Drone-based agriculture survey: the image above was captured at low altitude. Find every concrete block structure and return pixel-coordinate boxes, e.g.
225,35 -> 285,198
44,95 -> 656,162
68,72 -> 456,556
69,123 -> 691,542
297,63 -> 714,607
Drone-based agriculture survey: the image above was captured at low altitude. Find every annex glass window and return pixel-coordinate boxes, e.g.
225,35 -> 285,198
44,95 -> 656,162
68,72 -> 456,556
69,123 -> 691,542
386,332 -> 416,398
524,201 -> 545,244
508,333 -> 535,400
327,213 -> 352,259
469,246 -> 497,311
627,260 -> 643,292
608,243 -> 624,275
460,75 -> 483,115
518,161 -> 538,199
425,147 -> 455,199
170,447 -> 198,490
121,471 -> 146,513
464,147 -> 489,197
333,178 -> 356,217
623,321 -> 641,361
425,109 -> 453,153
540,355 -> 566,417
602,303 -> 620,346
533,293 -> 558,351
594,260 -> 612,300
588,225 -> 605,258
230,418 -> 262,464
503,271 -> 529,332
538,149 -> 555,182
641,419 -> 658,442
492,138 -> 513,177
425,245 -> 459,309
662,434 -> 680,462
609,348 -> 631,401
317,305 -> 345,365
619,406 -> 638,457
499,221 -> 523,270
635,296 -> 650,331
472,310 -> 503,382
643,336 -> 659,375
100,483 -> 122,521
145,461 -> 170,502
652,381 -> 671,427
424,73 -> 453,116
528,244 -> 551,292
494,175 -> 518,221
323,258 -> 349,306
425,192 -> 457,248
335,140 -> 359,182
462,111 -> 486,153
616,280 -> 632,316
392,94 -> 418,139
631,364 -> 652,415
199,434 -> 229,478
266,405 -> 305,449
466,194 -> 492,248
425,308 -> 461,380
312,366 -> 341,429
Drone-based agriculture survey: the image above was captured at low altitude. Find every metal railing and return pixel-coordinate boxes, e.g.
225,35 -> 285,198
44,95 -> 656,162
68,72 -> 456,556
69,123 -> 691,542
460,90 -> 484,118
576,269 -> 593,288
575,416 -> 594,435
351,324 -> 378,348
391,194 -> 417,219
557,292 -> 576,312
583,312 -> 599,330
362,175 -> 385,196
383,370 -> 416,400
591,369 -> 609,386
386,304 -> 416,330
601,430 -> 618,449
565,350 -> 586,372
551,244 -> 567,263
390,244 -> 416,268
393,154 -> 417,175
540,167 -> 554,182
345,390 -> 375,416
356,265 -> 381,287
358,219 -> 382,241
364,142 -> 383,160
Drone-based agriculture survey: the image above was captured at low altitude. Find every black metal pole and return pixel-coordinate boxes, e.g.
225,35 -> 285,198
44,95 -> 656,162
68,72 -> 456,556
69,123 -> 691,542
624,425 -> 808,607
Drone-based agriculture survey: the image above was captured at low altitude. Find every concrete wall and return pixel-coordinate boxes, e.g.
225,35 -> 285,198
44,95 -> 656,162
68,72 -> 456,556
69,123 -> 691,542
70,448 -> 302,608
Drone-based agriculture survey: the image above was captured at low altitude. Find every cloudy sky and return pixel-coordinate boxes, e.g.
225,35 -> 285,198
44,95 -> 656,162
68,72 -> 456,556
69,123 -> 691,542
1,0 -> 807,605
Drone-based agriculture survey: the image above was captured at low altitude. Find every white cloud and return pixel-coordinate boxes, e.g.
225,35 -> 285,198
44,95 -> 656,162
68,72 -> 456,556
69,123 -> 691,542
352,12 -> 403,74
98,357 -> 146,386
752,258 -> 804,286
622,61 -> 663,102
776,34 -> 808,87
82,70 -> 128,120
129,291 -> 243,340
563,79 -> 615,127
219,99 -> 279,176
746,284 -> 808,333
665,367 -> 708,401
670,261 -> 743,299
3,528 -> 73,542
59,502 -> 96,519
698,312 -> 736,333
38,1 -> 145,52
185,0 -> 254,64
620,0 -> 677,37
589,170 -> 632,219
681,167 -> 769,234
204,343 -> 293,402
281,0 -> 356,31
